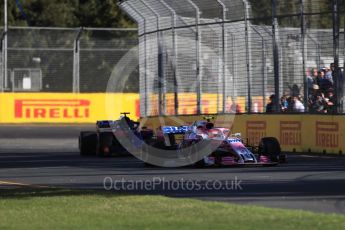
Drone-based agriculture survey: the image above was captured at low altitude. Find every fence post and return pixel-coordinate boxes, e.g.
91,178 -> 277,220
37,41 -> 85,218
73,27 -> 83,93
140,1 -> 165,116
159,0 -> 178,115
307,35 -> 321,70
332,0 -> 342,114
1,0 -> 8,92
271,0 -> 280,113
186,0 -> 201,115
0,31 -> 6,92
251,26 -> 267,112
300,0 -> 308,112
123,2 -> 148,117
230,33 -> 237,111
243,0 -> 252,113
343,0 -> 345,113
216,0 -> 227,114
333,0 -> 340,68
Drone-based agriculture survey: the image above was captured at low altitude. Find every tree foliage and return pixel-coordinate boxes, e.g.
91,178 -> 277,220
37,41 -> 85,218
0,0 -> 136,28
249,0 -> 339,29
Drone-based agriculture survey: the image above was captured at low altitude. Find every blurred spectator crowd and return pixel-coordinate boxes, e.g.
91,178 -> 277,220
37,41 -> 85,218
266,63 -> 343,114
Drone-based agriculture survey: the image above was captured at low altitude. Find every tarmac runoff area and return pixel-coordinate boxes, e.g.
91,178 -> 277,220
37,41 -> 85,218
0,125 -> 345,215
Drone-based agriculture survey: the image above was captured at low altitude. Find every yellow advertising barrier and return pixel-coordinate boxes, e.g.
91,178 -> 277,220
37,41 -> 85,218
0,93 -> 140,123
0,92 -> 251,122
142,114 -> 345,155
1,93 -> 343,154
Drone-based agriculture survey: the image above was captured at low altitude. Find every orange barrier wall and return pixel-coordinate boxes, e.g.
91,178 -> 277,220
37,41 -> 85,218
148,93 -> 265,115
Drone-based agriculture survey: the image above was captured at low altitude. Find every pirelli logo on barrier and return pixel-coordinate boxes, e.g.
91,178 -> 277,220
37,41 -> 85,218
280,121 -> 302,146
246,121 -> 266,146
316,122 -> 339,148
15,99 -> 91,119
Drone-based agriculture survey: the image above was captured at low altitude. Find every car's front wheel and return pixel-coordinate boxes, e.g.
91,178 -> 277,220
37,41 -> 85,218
258,137 -> 281,162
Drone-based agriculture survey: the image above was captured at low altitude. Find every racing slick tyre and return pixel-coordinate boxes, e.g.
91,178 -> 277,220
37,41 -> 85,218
258,137 -> 281,162
195,158 -> 206,168
79,132 -> 97,156
97,132 -> 114,157
189,142 -> 205,168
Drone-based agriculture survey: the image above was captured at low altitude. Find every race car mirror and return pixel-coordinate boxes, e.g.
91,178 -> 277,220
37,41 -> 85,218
203,116 -> 215,122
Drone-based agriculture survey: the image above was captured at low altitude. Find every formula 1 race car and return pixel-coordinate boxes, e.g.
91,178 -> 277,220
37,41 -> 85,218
150,117 -> 286,167
79,113 -> 153,157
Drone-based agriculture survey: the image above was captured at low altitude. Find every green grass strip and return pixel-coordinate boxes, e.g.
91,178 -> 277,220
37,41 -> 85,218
0,189 -> 344,230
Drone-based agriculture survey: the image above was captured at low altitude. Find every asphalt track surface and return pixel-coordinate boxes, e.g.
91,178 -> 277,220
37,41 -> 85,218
1,125 -> 345,214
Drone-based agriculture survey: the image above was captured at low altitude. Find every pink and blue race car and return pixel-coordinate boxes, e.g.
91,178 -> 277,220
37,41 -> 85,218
152,119 -> 287,167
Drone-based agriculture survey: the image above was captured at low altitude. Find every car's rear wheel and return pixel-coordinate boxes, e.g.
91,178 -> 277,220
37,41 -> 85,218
258,137 -> 281,162
97,132 -> 114,157
79,131 -> 97,156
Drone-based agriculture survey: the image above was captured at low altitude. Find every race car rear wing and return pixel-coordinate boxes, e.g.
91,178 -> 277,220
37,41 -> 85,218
161,126 -> 189,134
97,120 -> 115,128
96,120 -> 116,132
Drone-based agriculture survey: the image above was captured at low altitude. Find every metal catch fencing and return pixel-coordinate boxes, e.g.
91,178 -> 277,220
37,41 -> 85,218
120,0 -> 345,117
0,27 -> 138,93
